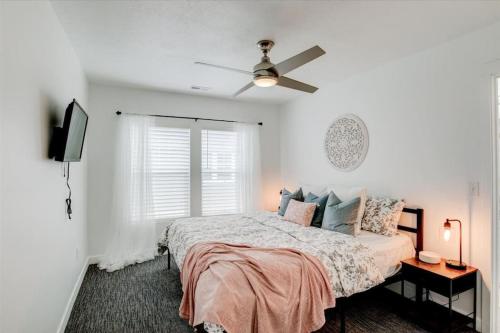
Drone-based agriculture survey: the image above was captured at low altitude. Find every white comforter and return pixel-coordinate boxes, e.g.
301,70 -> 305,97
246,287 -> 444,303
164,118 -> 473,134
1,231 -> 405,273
159,211 -> 384,297
159,212 -> 385,333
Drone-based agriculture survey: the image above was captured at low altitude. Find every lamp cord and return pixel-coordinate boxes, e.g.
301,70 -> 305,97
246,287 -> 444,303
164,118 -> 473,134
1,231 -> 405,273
66,162 -> 72,220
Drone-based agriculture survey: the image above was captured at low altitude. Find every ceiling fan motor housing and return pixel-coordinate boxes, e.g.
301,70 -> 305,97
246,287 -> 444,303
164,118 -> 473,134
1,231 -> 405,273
253,62 -> 278,78
253,40 -> 279,80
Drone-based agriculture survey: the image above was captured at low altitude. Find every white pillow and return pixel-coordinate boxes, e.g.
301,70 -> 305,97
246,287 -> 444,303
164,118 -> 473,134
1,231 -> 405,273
325,185 -> 367,236
299,183 -> 327,196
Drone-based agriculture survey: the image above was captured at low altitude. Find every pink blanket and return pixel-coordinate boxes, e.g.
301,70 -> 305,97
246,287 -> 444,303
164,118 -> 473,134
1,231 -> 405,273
179,242 -> 335,333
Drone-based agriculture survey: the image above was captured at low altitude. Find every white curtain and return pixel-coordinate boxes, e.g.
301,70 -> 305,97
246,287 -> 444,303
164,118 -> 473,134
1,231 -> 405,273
99,115 -> 157,272
235,123 -> 262,214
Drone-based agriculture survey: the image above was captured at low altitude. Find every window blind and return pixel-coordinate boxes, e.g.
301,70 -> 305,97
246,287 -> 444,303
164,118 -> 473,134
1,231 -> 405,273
149,126 -> 191,219
201,129 -> 241,216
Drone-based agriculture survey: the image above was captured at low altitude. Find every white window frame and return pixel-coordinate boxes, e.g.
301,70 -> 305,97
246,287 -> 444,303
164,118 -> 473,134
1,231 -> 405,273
148,121 -> 191,220
151,117 -> 194,221
151,118 -> 240,220
201,128 -> 241,216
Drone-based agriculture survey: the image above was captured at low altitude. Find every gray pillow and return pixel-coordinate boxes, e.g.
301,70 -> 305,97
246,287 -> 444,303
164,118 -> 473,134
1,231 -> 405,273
304,192 -> 329,228
322,191 -> 360,236
278,188 -> 303,216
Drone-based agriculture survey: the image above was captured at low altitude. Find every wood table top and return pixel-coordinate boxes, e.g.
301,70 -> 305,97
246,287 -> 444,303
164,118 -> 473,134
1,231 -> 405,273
401,257 -> 477,280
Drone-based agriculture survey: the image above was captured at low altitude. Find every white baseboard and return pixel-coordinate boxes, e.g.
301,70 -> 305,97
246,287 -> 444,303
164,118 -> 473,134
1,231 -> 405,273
56,256 -> 91,333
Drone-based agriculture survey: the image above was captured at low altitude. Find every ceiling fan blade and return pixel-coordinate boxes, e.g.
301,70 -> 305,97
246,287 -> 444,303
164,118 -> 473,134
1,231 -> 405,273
194,62 -> 253,75
233,82 -> 254,97
277,76 -> 318,93
274,45 -> 325,76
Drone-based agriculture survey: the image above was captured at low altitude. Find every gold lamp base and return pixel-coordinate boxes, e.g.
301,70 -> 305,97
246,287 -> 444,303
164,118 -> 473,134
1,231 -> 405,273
445,259 -> 467,270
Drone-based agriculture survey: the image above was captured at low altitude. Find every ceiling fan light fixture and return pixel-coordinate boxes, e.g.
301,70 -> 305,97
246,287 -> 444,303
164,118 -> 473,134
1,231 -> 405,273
196,40 -> 325,96
253,75 -> 278,87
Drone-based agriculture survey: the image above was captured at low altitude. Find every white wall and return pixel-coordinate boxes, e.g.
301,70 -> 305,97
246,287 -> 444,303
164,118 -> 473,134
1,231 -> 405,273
0,3 -> 4,329
0,2 -> 88,332
280,21 -> 500,332
87,83 -> 281,256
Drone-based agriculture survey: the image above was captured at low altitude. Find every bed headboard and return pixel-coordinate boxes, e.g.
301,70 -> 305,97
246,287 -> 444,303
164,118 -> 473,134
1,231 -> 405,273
398,207 -> 424,255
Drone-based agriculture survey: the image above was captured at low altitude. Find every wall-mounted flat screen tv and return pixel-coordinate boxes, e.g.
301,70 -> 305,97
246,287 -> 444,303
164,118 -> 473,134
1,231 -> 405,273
54,99 -> 88,162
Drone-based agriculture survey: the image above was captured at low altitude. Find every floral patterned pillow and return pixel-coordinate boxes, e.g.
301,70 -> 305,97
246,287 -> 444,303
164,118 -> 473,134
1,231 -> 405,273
361,197 -> 405,236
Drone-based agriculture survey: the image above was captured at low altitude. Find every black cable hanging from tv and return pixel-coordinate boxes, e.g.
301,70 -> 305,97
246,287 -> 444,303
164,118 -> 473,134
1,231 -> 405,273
115,110 -> 263,126
65,162 -> 72,220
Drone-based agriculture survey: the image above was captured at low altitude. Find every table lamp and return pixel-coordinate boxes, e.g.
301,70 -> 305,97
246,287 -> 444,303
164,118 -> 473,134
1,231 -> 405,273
443,218 -> 467,270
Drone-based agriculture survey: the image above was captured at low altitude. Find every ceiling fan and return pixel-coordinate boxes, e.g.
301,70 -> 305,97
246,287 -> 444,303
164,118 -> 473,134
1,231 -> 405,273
195,40 -> 325,97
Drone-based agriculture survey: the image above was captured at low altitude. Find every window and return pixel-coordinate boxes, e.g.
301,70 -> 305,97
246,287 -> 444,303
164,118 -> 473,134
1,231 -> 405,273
144,123 -> 251,219
149,126 -> 190,219
201,129 -> 241,216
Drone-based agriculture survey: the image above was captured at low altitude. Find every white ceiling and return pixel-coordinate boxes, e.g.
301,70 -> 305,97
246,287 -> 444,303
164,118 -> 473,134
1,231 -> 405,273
51,0 -> 500,104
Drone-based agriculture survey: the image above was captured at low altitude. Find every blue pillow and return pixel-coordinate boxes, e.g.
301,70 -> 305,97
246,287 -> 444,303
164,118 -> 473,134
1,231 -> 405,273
278,188 -> 303,216
304,192 -> 329,228
321,191 -> 360,236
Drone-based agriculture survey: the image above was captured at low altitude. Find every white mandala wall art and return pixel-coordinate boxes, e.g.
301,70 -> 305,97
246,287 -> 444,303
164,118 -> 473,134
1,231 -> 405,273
324,114 -> 369,171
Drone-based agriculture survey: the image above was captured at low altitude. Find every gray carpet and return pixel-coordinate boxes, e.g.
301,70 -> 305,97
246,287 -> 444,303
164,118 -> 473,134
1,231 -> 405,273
65,256 -> 473,333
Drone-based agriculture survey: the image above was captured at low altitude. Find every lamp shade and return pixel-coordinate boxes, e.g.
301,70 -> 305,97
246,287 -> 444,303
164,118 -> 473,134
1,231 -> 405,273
443,220 -> 451,241
254,76 -> 278,87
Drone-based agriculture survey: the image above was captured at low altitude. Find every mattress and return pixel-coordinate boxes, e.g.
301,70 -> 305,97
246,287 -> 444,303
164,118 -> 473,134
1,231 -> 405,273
357,230 -> 416,278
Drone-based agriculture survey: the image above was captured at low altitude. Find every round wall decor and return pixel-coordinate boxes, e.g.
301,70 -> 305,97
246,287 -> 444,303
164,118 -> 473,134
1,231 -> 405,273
324,114 -> 369,171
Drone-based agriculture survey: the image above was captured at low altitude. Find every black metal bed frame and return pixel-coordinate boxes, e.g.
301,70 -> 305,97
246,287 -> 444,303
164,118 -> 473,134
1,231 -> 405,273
166,207 -> 424,333
335,207 -> 424,333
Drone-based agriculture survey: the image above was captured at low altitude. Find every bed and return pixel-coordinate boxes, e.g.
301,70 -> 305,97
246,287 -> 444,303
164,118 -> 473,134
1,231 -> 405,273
158,207 -> 423,333
357,229 -> 416,278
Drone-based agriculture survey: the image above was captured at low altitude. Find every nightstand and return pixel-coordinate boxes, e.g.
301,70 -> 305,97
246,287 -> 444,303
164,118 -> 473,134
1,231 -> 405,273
401,258 -> 478,332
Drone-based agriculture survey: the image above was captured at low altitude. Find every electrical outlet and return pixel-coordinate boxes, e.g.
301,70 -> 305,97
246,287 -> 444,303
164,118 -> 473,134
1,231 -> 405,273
470,182 -> 480,197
